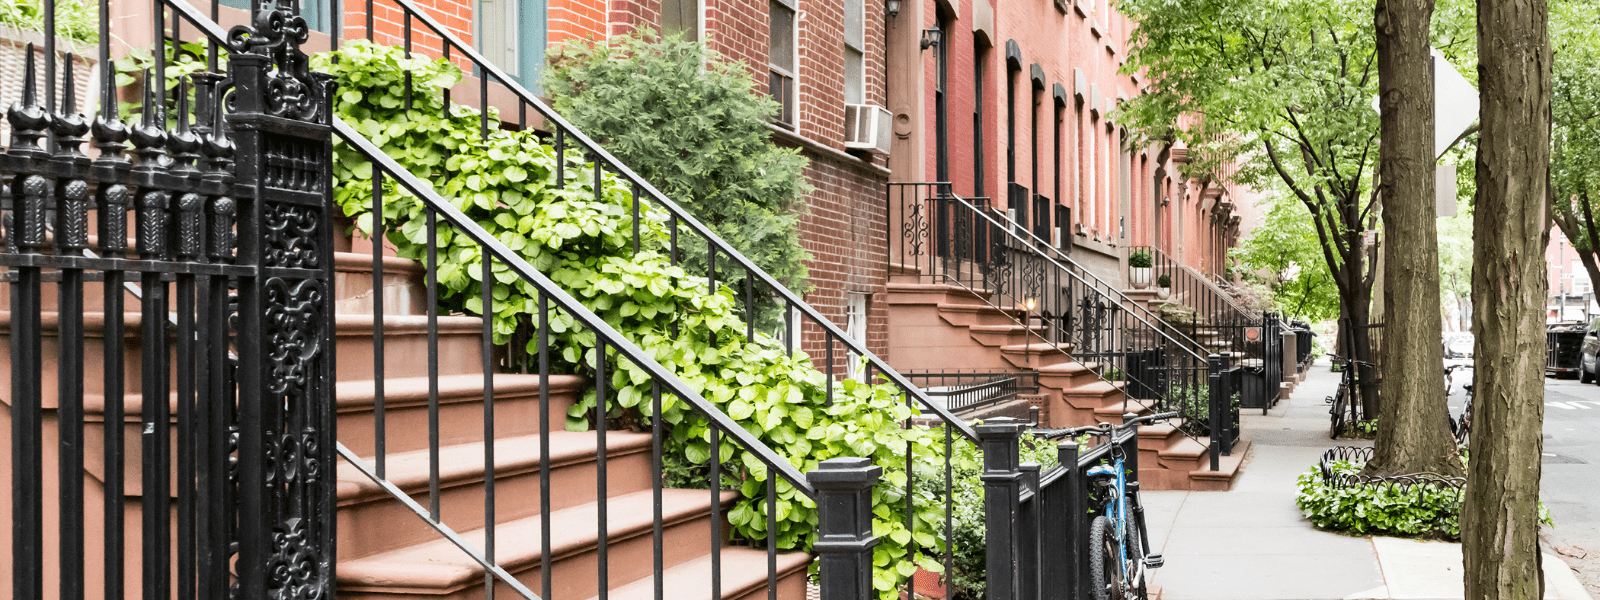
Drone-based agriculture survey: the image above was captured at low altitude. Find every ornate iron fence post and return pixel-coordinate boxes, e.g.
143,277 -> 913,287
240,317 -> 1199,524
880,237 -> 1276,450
809,457 -> 883,600
980,417 -> 1025,600
225,6 -> 337,598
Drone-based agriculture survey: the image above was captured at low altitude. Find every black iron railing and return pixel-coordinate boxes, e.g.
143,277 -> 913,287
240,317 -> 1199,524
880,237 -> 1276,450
890,183 -> 1229,448
1133,245 -> 1262,349
2,0 -> 338,597
904,370 -> 1040,414
977,416 -> 1150,600
307,4 -> 984,599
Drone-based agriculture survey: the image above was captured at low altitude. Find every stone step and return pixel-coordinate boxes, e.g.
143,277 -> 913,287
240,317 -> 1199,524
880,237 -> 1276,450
0,311 -> 492,406
337,429 -> 654,560
338,488 -> 802,600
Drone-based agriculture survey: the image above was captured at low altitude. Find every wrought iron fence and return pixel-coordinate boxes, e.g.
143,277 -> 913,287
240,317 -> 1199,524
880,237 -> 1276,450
1132,246 -> 1262,353
3,1 -> 982,600
889,183 -> 1231,455
314,4 -> 987,599
975,416 -> 1150,600
903,370 -> 1040,414
2,0 -> 337,597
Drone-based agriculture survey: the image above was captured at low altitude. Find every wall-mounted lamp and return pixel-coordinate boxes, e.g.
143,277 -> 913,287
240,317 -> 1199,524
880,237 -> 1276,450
920,28 -> 942,50
887,0 -> 901,18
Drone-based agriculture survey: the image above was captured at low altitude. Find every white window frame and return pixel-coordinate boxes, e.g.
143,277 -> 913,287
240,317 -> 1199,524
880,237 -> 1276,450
769,0 -> 800,127
842,0 -> 866,105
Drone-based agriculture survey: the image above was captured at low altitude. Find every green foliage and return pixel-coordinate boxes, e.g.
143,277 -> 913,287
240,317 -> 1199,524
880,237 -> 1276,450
1230,193 -> 1341,322
314,41 -> 940,598
0,0 -> 96,43
113,41 -> 223,122
1128,250 -> 1152,268
541,31 -> 812,327
918,433 -> 1066,600
1296,455 -> 1555,540
1296,461 -> 1463,539
1157,274 -> 1172,288
1550,0 -> 1600,278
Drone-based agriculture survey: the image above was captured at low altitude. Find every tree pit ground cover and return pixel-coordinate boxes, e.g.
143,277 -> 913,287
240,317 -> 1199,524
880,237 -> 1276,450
313,40 -> 955,598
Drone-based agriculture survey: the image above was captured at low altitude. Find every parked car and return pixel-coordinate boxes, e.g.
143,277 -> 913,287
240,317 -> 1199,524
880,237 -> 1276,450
1582,318 -> 1600,383
1444,333 -> 1474,359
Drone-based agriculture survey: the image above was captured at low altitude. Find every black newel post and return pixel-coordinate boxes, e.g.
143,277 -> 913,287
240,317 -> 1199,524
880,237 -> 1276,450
979,417 -> 1025,600
1207,353 -> 1222,471
226,6 -> 338,598
1018,462 -> 1042,600
809,457 -> 883,600
1045,441 -> 1080,600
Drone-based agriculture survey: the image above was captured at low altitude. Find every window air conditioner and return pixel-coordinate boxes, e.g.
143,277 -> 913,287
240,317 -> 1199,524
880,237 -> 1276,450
843,104 -> 893,155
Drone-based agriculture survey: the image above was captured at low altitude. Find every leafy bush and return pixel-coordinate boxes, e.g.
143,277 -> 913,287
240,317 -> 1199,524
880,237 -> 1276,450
1295,455 -> 1555,540
1295,460 -> 1463,538
1128,250 -> 1153,268
0,0 -> 96,44
542,31 -> 811,328
1157,274 -> 1172,288
314,41 -> 942,598
917,434 -> 1067,600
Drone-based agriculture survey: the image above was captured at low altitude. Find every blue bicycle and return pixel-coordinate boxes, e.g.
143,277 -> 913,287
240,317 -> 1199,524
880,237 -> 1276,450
1039,411 -> 1177,600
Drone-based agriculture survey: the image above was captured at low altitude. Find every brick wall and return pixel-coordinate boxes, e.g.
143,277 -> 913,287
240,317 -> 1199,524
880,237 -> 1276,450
792,149 -> 893,366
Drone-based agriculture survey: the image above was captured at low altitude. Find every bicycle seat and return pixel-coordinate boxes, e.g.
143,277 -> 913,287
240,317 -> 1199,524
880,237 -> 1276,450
1086,464 -> 1118,478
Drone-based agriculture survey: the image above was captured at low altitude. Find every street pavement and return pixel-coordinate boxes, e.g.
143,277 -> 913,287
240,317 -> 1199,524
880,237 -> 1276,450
1143,360 -> 1594,600
1540,374 -> 1600,597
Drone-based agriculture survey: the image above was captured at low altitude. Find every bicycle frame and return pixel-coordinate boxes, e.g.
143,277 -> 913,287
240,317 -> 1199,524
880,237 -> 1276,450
1088,437 -> 1141,587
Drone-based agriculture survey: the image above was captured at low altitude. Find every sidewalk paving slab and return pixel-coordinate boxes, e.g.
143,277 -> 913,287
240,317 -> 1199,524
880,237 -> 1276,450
1146,360 -> 1595,600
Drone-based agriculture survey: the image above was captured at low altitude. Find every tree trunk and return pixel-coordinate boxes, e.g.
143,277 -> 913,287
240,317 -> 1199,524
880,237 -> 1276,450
1366,0 -> 1462,477
1463,0 -> 1551,592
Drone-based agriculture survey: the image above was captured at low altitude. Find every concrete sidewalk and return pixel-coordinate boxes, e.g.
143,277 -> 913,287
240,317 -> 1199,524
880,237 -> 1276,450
1144,361 -> 1592,600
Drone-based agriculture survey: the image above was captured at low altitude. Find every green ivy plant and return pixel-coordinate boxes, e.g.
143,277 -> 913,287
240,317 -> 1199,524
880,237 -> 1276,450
1296,456 -> 1553,540
1296,460 -> 1464,538
313,41 -> 944,597
915,434 -> 1070,599
0,0 -> 96,44
113,40 -> 223,122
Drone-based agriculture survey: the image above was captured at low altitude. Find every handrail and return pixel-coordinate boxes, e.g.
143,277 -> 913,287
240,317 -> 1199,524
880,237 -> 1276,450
166,0 -> 820,498
333,116 -> 818,497
353,0 -> 978,442
973,203 -> 1212,357
937,191 -> 1208,364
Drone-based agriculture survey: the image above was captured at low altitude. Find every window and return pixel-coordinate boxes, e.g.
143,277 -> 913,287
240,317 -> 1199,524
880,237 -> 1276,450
662,0 -> 701,41
974,45 -> 986,198
474,0 -> 548,90
769,0 -> 798,127
846,292 -> 869,381
843,0 -> 865,104
1074,99 -> 1084,233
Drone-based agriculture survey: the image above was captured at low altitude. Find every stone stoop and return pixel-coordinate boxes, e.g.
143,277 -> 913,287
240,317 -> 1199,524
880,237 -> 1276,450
884,282 -> 1075,373
0,247 -> 809,600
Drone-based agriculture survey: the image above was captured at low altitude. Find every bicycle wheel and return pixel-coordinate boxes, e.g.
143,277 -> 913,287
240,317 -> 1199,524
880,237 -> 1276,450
1329,388 -> 1346,439
1088,515 -> 1125,600
1124,513 -> 1149,600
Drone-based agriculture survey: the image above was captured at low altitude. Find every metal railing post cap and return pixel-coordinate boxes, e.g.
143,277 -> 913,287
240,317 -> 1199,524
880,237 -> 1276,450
1123,412 -> 1139,424
807,457 -> 883,488
975,416 -> 1027,438
808,458 -> 880,600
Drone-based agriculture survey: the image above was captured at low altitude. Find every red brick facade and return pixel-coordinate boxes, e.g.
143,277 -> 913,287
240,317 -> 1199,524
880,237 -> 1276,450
887,0 -> 1259,283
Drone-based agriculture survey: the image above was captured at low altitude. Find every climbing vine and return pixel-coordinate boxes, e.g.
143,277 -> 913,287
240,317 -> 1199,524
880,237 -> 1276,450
313,41 -> 948,596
